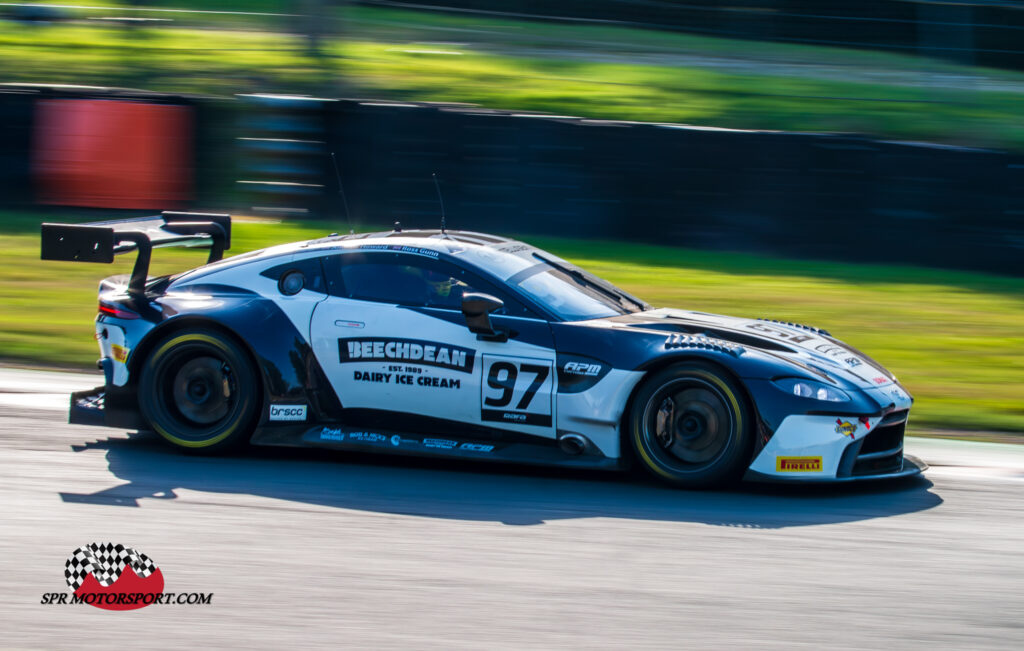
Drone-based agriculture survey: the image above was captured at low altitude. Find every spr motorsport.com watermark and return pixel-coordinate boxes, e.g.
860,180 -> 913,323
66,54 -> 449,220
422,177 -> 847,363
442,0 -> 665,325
39,543 -> 213,611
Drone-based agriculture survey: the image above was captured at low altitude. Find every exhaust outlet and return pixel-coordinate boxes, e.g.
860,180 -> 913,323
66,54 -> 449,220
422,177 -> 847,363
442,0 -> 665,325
558,434 -> 587,456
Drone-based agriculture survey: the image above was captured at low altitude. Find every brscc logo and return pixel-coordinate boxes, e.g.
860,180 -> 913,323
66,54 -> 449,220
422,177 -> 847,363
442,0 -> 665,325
268,404 -> 307,421
64,543 -> 164,611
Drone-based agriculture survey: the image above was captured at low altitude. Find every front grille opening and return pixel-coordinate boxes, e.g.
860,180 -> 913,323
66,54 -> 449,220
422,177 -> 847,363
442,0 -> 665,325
852,451 -> 904,476
851,416 -> 907,476
860,417 -> 906,454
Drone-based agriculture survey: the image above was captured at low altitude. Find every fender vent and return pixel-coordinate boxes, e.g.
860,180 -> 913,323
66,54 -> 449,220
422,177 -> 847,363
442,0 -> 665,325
756,318 -> 831,337
665,334 -> 744,356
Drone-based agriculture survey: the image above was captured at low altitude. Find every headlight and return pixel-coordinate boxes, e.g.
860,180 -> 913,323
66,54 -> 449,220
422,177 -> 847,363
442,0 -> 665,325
772,378 -> 850,402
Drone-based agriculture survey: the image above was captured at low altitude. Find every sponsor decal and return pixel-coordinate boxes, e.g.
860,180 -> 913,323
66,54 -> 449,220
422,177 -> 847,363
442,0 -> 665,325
423,438 -> 458,450
557,356 -> 609,393
844,357 -> 862,368
814,343 -> 846,357
480,409 -> 552,426
110,344 -> 129,363
776,456 -> 823,472
340,338 -> 475,374
358,244 -> 440,258
746,322 -> 815,344
481,356 -> 554,428
334,320 -> 364,329
353,370 -> 461,389
40,543 -> 212,610
495,244 -> 529,254
873,377 -> 889,385
354,371 -> 392,384
315,429 -> 492,454
347,432 -> 388,443
563,361 -> 602,377
320,429 -> 395,444
417,376 -> 461,389
859,416 -> 872,431
390,434 -> 418,447
835,419 -> 857,439
269,404 -> 307,422
459,442 -> 494,453
319,427 -> 345,441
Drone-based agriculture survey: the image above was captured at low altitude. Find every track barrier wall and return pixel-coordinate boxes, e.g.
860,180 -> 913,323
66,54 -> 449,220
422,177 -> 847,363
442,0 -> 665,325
1,86 -> 1021,276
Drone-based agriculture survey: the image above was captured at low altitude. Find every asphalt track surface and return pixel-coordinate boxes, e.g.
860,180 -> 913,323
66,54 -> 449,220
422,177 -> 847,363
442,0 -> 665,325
1,367 -> 1022,649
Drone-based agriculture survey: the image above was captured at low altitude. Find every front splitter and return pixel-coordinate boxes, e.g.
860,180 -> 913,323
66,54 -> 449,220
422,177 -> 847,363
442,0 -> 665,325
744,453 -> 927,484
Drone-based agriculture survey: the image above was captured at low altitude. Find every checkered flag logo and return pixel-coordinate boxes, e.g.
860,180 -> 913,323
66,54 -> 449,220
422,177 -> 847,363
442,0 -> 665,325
65,543 -> 158,592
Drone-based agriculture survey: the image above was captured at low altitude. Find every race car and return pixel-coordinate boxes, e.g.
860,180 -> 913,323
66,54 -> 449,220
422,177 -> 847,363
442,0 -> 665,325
41,212 -> 925,487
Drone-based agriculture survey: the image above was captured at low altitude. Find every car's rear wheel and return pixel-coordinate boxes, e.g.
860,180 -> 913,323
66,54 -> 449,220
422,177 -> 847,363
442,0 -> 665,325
628,362 -> 753,487
139,329 -> 259,453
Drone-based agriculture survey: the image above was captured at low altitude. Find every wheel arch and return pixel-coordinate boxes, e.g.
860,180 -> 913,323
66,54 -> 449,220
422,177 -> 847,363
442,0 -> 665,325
131,301 -> 340,426
618,353 -> 761,464
129,316 -> 266,400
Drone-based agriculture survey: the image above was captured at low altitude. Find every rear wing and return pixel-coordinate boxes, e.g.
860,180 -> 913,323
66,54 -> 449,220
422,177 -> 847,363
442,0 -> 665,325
41,211 -> 231,295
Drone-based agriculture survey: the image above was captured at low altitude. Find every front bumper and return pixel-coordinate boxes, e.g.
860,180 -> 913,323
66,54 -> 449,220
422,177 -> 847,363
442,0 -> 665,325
744,406 -> 925,483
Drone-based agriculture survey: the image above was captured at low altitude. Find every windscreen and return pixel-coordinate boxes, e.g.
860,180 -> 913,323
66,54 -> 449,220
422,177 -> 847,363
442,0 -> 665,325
451,243 -> 647,321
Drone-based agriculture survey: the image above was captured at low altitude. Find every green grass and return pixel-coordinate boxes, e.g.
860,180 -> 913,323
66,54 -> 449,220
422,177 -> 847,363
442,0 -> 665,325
2,5 -> 1024,150
2,211 -> 1022,434
337,41 -> 1024,149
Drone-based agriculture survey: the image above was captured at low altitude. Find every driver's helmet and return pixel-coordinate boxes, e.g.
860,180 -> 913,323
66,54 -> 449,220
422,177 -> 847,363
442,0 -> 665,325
423,270 -> 455,297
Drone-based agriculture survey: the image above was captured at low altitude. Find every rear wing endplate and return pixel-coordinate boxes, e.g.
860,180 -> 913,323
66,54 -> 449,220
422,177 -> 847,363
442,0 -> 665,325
41,211 -> 231,295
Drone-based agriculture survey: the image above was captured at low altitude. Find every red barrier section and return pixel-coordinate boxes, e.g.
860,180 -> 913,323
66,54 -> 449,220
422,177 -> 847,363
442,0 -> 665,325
33,99 -> 193,209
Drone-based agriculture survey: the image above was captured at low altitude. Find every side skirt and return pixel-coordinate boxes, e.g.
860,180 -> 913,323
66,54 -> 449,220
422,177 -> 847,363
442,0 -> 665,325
251,422 -> 624,471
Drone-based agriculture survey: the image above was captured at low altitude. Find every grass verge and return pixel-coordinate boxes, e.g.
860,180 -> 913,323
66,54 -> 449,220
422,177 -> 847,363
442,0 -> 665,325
1,5 -> 1023,150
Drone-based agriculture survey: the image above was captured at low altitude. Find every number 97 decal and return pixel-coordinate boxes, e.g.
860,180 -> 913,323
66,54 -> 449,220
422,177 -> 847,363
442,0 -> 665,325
480,355 -> 554,428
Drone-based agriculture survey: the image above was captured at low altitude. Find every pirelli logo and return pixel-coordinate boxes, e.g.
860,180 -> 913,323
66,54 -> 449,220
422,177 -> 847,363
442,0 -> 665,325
776,456 -> 823,472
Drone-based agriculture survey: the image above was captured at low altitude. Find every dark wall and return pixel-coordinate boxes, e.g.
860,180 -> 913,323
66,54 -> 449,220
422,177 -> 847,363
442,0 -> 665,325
0,87 -> 37,206
326,100 -> 1024,276
373,0 -> 1024,69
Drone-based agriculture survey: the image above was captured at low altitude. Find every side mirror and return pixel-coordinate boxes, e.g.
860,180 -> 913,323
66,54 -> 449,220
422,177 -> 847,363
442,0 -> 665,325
462,293 -> 506,341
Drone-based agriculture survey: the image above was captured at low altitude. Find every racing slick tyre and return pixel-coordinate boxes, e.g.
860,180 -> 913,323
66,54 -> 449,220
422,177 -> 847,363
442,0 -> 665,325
629,361 -> 753,488
139,329 -> 259,453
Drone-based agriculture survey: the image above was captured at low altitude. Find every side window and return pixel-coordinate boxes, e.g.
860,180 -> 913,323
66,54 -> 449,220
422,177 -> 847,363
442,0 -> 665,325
342,261 -> 432,305
420,265 -> 482,311
260,257 -> 327,295
325,251 -> 538,318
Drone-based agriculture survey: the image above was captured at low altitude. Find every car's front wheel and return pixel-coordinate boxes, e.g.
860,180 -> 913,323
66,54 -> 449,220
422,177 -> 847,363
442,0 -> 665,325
138,329 -> 259,453
628,362 -> 753,487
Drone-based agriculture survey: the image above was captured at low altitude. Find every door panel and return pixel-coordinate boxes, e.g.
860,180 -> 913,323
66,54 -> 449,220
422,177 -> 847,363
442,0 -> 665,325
310,299 -> 557,439
480,355 -> 555,429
